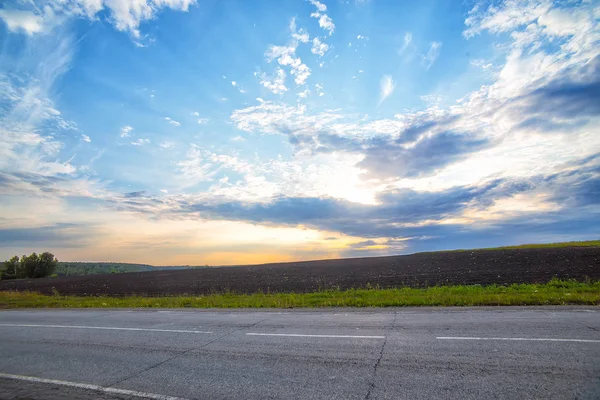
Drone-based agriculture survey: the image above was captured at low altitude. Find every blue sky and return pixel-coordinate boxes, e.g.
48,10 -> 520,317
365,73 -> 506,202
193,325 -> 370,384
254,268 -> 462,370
0,0 -> 598,265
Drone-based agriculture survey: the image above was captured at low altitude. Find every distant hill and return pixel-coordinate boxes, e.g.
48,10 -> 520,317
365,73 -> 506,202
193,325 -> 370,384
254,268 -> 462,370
55,262 -> 198,277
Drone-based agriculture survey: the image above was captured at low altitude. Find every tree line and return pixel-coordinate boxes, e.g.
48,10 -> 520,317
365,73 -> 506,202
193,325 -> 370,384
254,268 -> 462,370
0,252 -> 58,280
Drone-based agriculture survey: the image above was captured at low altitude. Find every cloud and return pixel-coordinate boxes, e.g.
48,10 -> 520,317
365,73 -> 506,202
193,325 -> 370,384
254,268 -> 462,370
289,18 -> 310,43
0,9 -> 44,34
160,141 -> 175,149
311,13 -> 335,36
131,138 -> 150,146
258,68 -> 288,94
0,0 -> 196,39
191,111 -> 199,116
231,81 -> 237,86
112,154 -> 600,252
82,134 -> 91,142
308,0 -> 327,12
358,131 -> 492,180
0,223 -> 95,248
309,0 -> 335,36
164,117 -> 181,126
124,191 -> 147,198
398,32 -> 412,54
197,118 -> 209,124
379,75 -> 395,104
422,41 -> 442,70
470,59 -> 493,70
311,38 -> 329,57
266,44 -> 311,86
298,89 -> 310,98
120,125 -> 133,138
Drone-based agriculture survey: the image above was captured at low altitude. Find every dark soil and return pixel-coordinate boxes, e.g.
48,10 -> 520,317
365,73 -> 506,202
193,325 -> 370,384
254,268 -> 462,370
1,247 -> 599,296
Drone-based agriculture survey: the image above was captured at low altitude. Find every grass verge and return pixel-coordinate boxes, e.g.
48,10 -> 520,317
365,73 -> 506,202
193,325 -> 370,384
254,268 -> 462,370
1,279 -> 599,309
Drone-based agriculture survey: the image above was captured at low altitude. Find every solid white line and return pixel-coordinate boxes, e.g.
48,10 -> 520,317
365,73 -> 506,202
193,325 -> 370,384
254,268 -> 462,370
436,336 -> 600,343
246,333 -> 385,339
0,324 -> 212,334
0,373 -> 189,400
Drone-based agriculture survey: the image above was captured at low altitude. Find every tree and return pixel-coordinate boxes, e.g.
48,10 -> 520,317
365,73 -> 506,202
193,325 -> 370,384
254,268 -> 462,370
1,252 -> 58,280
0,256 -> 20,280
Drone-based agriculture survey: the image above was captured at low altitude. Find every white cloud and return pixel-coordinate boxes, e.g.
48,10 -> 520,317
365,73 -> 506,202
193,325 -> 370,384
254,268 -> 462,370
379,75 -> 395,104
231,81 -> 237,86
120,125 -> 133,138
191,111 -> 200,116
232,135 -> 246,142
266,44 -> 311,86
309,0 -> 327,12
311,12 -> 335,36
0,9 -> 44,34
164,116 -> 181,126
131,138 -> 150,146
82,134 -> 91,142
197,118 -> 209,124
160,141 -> 175,149
258,68 -> 288,94
309,0 -> 335,35
422,41 -> 442,70
0,0 -> 197,39
290,18 -> 310,43
311,37 -> 329,57
356,34 -> 367,40
298,89 -> 310,99
470,59 -> 493,70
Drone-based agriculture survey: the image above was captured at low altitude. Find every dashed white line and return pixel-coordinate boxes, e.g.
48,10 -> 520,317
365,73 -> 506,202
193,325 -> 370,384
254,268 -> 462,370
0,373 -> 189,400
436,336 -> 600,343
0,324 -> 212,334
247,333 -> 385,339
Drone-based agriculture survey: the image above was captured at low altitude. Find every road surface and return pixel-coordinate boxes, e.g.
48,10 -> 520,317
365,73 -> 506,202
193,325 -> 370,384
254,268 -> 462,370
0,307 -> 599,399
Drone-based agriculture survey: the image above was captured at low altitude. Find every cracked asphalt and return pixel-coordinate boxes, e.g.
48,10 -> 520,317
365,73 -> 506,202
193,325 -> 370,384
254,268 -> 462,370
0,307 -> 599,399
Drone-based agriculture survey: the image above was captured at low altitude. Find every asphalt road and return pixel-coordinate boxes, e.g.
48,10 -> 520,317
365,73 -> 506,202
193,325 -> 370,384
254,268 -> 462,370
0,307 -> 599,400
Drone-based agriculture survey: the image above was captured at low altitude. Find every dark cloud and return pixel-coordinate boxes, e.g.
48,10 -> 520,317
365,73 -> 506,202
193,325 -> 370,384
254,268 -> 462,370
526,80 -> 600,119
124,191 -> 147,198
0,223 -> 95,248
358,131 -> 492,179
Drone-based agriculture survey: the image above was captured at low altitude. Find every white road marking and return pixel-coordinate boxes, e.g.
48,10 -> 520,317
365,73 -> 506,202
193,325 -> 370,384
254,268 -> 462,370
436,336 -> 600,343
247,333 -> 385,339
0,373 -> 189,400
0,324 -> 212,334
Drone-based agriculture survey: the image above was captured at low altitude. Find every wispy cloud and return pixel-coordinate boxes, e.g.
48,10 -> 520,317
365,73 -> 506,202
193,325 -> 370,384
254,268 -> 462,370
82,134 -> 91,142
164,117 -> 181,126
399,32 -> 412,54
422,41 -> 442,70
379,75 -> 395,105
131,138 -> 150,146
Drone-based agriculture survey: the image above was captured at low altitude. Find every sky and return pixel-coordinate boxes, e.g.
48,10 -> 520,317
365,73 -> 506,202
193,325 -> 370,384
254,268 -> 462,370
0,0 -> 598,265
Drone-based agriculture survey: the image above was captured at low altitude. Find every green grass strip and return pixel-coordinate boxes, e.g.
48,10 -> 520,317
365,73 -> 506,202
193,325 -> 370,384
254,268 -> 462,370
1,279 -> 599,309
